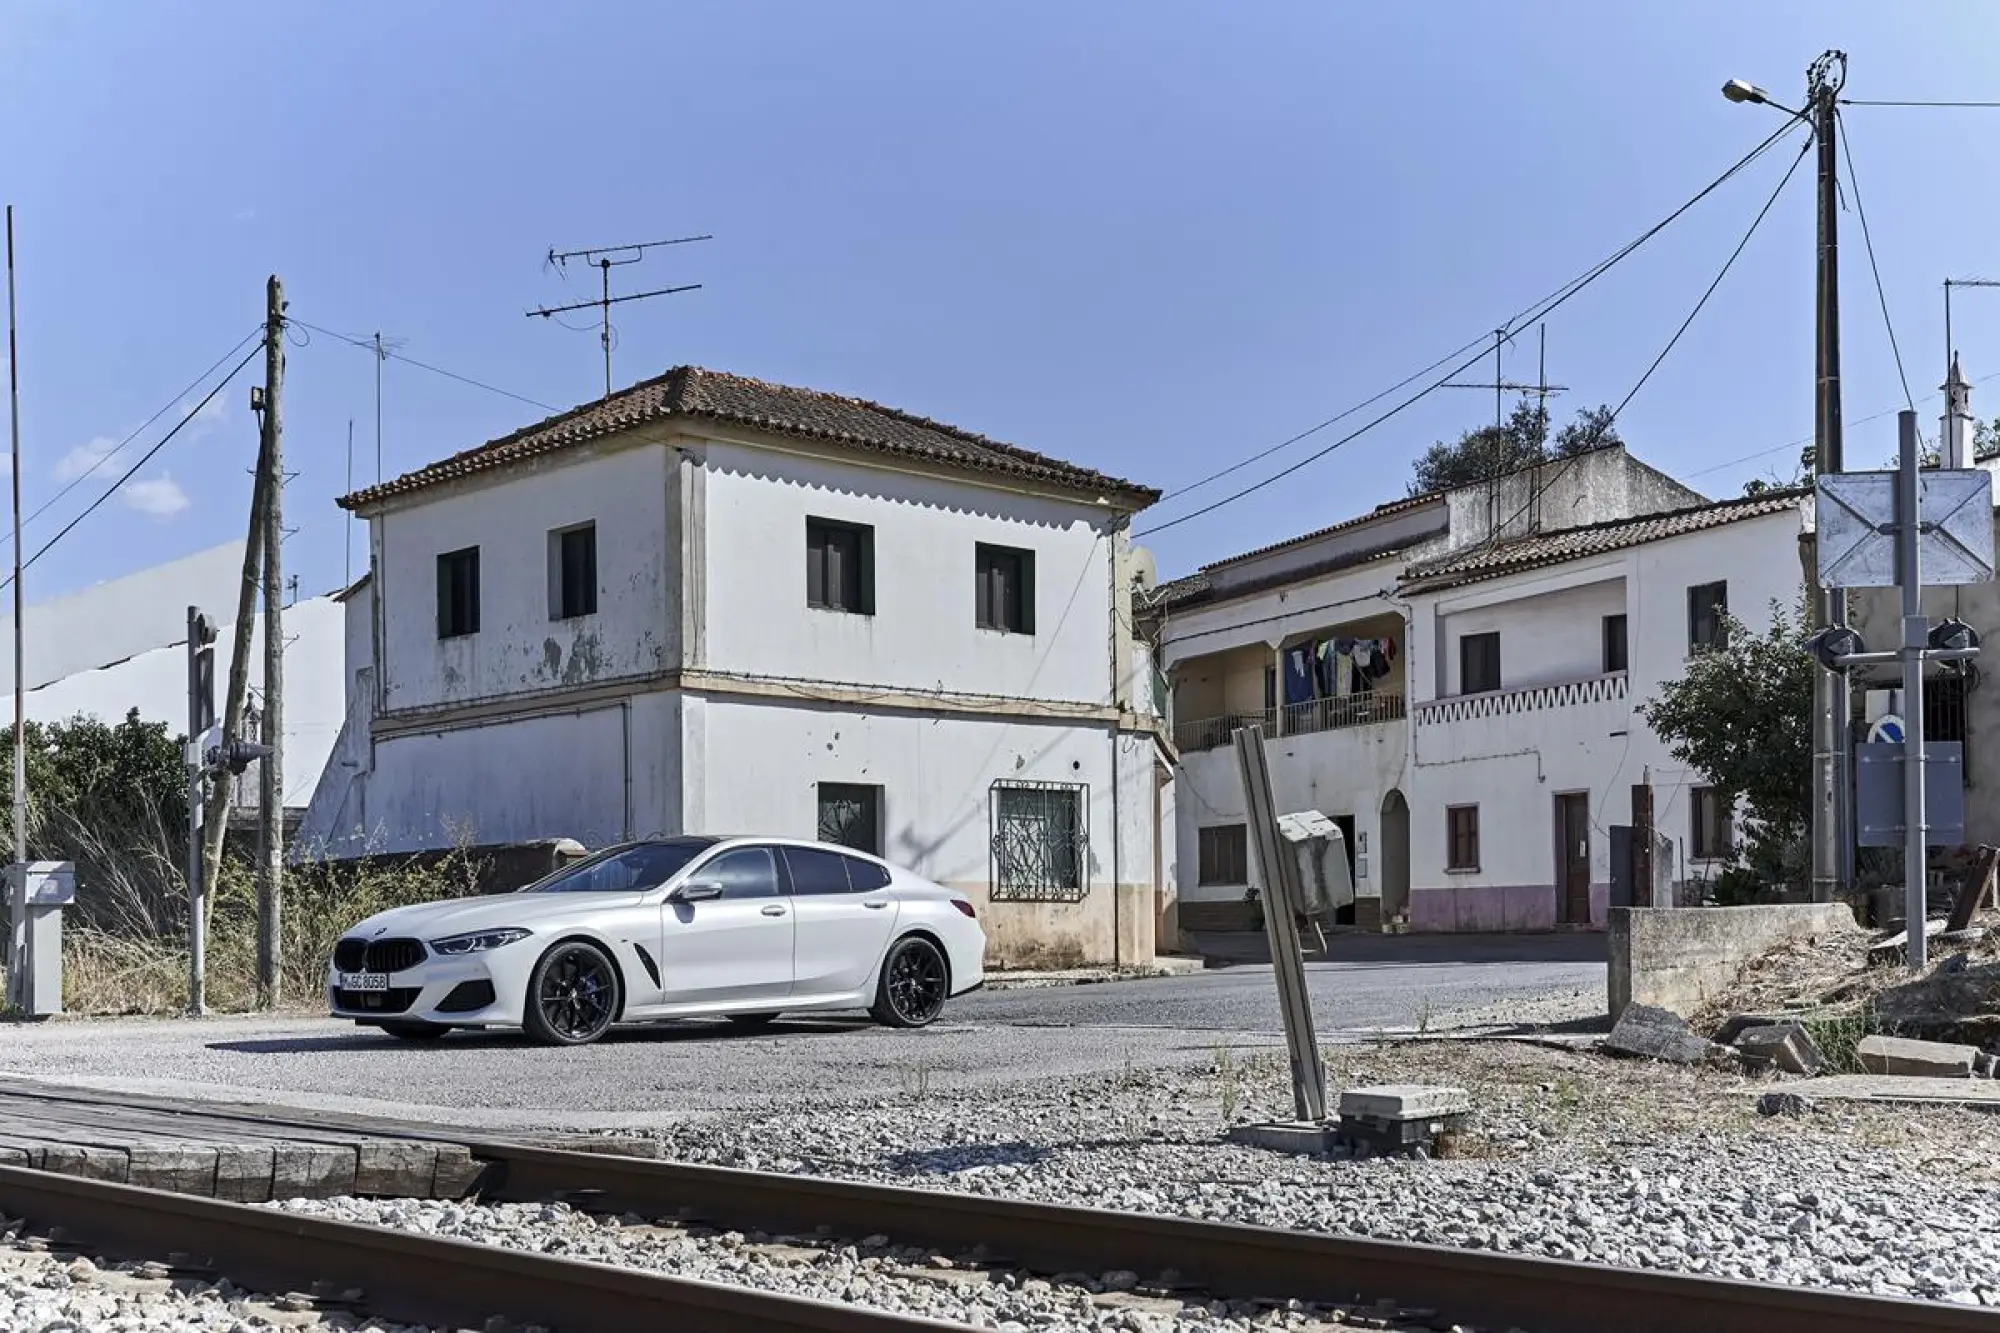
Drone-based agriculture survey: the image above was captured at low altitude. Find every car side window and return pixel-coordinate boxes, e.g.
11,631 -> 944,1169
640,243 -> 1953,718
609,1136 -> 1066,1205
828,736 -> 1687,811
695,847 -> 781,900
841,856 -> 892,892
782,847 -> 854,895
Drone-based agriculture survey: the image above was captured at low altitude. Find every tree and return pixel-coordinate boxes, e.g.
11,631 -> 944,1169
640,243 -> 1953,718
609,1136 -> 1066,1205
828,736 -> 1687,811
1975,414 -> 2000,461
1640,599 -> 1814,898
1408,399 -> 1623,496
1742,444 -> 1814,497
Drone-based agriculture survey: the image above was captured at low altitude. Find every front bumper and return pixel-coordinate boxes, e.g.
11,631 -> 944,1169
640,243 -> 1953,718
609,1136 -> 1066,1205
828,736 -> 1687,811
327,953 -> 525,1027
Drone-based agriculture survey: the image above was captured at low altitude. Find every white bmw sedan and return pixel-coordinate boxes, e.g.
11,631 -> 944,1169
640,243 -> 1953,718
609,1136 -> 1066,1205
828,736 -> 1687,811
326,836 -> 987,1046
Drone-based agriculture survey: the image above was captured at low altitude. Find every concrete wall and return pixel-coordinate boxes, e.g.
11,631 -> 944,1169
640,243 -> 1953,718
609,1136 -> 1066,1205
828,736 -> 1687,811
684,695 -> 1155,968
695,437 -> 1117,706
1608,901 -> 1860,1021
372,440 -> 675,715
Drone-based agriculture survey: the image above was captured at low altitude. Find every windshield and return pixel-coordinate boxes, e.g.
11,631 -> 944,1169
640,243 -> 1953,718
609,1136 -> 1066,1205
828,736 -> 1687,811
518,839 -> 713,894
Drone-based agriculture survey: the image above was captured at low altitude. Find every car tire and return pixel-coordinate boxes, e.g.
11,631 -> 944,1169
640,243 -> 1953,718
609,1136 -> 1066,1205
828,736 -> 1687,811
870,935 -> 950,1029
523,941 -> 623,1047
726,1013 -> 779,1031
380,1021 -> 450,1041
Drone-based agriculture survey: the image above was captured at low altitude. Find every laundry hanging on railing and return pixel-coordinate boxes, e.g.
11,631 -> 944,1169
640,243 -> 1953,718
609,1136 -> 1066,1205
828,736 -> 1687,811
1308,637 -> 1397,698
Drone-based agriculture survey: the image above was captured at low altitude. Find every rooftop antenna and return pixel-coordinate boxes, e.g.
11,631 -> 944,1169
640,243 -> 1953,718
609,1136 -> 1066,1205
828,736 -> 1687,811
529,234 -> 710,398
367,332 -> 406,486
1442,325 -> 1568,537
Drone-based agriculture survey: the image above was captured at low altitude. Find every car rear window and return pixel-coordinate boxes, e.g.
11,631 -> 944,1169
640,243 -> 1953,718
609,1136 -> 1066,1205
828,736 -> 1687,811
842,856 -> 891,892
782,846 -> 853,896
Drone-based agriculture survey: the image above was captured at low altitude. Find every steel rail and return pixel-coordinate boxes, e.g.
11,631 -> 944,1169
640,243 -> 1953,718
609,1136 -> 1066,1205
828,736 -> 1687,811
466,1139 -> 1998,1333
0,1163 -> 964,1333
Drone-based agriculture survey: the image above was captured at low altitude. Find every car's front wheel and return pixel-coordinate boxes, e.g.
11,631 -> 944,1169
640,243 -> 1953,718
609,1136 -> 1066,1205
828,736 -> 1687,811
523,941 -> 622,1047
870,935 -> 949,1029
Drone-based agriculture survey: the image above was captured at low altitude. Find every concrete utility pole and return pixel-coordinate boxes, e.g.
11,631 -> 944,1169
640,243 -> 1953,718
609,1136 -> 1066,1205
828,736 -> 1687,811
1809,52 -> 1851,907
256,275 -> 286,1009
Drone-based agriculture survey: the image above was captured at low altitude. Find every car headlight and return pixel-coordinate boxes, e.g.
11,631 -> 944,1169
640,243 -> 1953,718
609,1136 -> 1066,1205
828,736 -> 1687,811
428,928 -> 532,956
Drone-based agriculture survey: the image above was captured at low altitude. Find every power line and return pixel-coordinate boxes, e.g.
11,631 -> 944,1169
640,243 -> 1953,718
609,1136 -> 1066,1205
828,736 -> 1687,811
1841,98 -> 2000,108
0,343 -> 261,594
1155,118 -> 1801,508
27,326 -> 263,528
1487,135 -> 1813,541
292,319 -> 560,413
1836,107 -> 1915,412
1133,117 -> 1806,539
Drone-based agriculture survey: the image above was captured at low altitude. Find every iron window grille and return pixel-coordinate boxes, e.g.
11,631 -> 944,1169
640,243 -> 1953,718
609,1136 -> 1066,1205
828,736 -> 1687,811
989,780 -> 1088,903
817,782 -> 884,857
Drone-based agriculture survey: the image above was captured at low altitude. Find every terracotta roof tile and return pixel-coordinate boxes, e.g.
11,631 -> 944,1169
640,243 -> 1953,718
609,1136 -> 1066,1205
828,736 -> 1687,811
1397,490 -> 1805,593
339,366 -> 1158,511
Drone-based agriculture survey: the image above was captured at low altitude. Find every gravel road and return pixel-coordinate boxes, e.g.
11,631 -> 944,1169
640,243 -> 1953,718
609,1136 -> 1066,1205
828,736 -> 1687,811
0,939 -> 1601,1129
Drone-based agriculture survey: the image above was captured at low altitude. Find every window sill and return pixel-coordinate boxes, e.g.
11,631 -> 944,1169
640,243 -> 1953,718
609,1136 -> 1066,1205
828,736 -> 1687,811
550,611 -> 600,624
1444,866 -> 1481,876
807,604 -> 875,618
976,626 -> 1035,638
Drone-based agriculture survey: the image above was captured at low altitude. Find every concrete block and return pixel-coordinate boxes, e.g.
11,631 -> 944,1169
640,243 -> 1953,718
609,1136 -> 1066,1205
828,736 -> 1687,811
1605,1004 -> 1715,1065
271,1144 -> 357,1199
1857,1034 -> 1978,1078
430,1145 -> 486,1198
1733,1023 -> 1824,1077
354,1141 -> 437,1197
1976,1052 -> 1999,1080
1337,1085 -> 1471,1121
40,1146 -> 127,1183
1714,1013 -> 1790,1046
1609,903 -> 1858,1021
1225,1122 -> 1343,1156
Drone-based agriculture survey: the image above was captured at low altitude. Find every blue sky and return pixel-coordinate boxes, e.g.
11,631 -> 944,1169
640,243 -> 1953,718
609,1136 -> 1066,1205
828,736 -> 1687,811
3,1 -> 2000,602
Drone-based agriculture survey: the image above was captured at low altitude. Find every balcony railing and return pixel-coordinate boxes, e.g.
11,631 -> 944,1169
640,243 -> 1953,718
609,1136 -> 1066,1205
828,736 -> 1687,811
1281,690 -> 1406,736
1173,692 -> 1406,752
1174,711 -> 1274,753
1414,672 -> 1628,727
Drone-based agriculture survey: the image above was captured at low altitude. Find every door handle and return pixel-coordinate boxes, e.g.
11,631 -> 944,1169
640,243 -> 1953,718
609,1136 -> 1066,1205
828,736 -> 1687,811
862,900 -> 889,910
761,904 -> 787,917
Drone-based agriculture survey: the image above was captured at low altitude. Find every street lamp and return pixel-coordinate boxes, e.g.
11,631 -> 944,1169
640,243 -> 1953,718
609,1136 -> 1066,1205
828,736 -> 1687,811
1724,51 -> 1848,905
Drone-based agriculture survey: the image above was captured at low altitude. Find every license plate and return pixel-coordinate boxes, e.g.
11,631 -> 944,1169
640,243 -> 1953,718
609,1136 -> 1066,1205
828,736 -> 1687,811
337,972 -> 389,992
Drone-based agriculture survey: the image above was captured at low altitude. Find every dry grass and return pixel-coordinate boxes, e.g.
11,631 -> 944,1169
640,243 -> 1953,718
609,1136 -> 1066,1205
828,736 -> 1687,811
0,805 -> 489,1015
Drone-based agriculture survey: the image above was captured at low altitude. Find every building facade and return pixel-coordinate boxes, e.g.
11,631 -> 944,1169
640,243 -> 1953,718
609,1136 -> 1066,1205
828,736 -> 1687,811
1145,446 -> 1805,937
298,367 -> 1173,968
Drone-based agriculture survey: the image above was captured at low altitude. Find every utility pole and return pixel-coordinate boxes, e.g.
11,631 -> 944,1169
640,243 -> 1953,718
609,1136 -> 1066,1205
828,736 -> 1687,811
529,235 -> 709,398
4,206 -> 24,1013
256,275 -> 286,1009
1810,50 -> 1849,907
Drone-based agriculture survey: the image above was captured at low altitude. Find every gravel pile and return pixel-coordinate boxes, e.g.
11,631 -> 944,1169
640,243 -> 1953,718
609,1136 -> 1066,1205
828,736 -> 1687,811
603,1041 -> 2000,1307
272,1196 -> 1469,1332
0,1231 -> 438,1332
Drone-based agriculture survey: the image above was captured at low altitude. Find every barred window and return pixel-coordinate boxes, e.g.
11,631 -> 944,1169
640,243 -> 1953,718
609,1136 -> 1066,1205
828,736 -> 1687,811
816,782 -> 883,857
990,781 -> 1086,902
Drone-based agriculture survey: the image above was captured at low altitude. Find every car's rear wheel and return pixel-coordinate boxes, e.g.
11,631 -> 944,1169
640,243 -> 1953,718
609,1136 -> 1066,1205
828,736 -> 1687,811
380,1020 -> 450,1041
523,941 -> 622,1047
871,935 -> 949,1029
726,1013 -> 778,1031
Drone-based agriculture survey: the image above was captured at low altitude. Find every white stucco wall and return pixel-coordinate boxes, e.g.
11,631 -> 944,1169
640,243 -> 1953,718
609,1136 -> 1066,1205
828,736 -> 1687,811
695,439 -> 1117,705
28,594 -> 346,808
371,441 -> 675,715
687,695 -> 1152,967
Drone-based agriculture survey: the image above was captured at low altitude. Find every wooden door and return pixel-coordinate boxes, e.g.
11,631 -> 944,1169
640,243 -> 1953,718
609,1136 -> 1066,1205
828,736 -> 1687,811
1557,794 -> 1591,925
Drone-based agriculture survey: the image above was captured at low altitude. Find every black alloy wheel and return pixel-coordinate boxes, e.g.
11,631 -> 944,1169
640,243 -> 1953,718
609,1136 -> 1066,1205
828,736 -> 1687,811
871,935 -> 948,1029
524,941 -> 622,1046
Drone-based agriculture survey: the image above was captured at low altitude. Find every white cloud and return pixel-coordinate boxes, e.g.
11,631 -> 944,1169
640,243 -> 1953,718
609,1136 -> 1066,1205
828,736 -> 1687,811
121,473 -> 189,518
53,436 -> 117,482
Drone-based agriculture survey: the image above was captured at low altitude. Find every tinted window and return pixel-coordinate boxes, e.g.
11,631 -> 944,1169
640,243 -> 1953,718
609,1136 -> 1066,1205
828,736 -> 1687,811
522,840 -> 708,894
783,846 -> 854,895
695,847 -> 782,900
842,856 -> 892,892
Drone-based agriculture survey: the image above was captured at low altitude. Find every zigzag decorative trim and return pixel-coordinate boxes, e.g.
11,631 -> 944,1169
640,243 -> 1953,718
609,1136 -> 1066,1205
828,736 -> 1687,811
1416,672 -> 1628,726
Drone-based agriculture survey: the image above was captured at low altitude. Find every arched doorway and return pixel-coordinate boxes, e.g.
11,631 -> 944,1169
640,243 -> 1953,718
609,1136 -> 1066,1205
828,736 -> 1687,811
1380,789 -> 1411,927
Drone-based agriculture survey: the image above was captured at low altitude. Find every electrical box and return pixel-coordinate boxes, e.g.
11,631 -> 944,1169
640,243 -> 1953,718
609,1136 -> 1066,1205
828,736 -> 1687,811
10,860 -> 73,1016
1275,810 -> 1354,917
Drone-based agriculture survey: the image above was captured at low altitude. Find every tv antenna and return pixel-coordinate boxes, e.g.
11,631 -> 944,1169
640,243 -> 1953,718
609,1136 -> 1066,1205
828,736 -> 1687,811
529,234 -> 710,397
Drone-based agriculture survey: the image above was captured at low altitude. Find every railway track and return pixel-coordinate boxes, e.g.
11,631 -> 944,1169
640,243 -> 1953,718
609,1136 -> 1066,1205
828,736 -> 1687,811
3,1135 -> 1992,1333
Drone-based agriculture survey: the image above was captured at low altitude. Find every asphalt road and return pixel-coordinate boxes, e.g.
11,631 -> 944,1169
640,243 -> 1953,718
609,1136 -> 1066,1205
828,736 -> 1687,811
0,935 -> 1604,1130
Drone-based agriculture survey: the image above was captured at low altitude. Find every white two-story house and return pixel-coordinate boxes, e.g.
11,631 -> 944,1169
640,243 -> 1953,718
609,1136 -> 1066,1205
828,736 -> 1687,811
1143,445 -> 1806,938
297,366 -> 1172,969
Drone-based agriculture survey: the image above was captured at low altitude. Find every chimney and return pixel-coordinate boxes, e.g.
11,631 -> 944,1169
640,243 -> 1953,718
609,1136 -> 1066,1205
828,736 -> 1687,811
1942,353 -> 1974,469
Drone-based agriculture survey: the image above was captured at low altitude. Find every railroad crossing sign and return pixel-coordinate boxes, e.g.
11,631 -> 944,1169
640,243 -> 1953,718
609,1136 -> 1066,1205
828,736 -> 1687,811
1816,468 -> 1996,588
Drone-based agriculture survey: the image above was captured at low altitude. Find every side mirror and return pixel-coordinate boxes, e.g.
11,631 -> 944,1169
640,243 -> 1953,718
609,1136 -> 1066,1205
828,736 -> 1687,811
673,881 -> 724,903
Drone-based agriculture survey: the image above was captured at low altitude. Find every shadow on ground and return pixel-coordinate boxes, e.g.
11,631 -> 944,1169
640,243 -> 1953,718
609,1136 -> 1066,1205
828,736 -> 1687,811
207,1016 -> 875,1055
